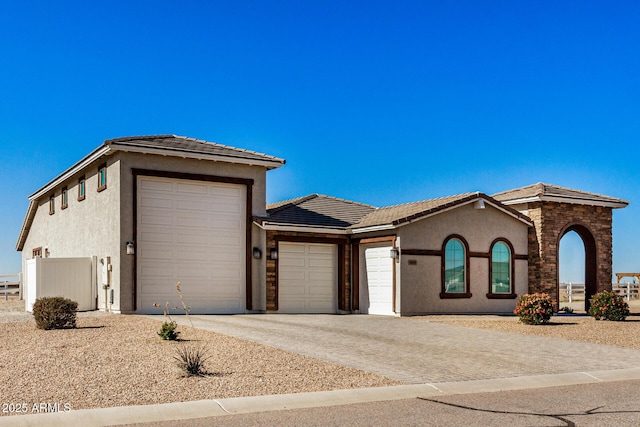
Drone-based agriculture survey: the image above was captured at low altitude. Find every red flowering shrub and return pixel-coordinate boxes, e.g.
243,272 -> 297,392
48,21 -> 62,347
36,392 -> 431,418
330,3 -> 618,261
514,293 -> 554,325
589,291 -> 629,321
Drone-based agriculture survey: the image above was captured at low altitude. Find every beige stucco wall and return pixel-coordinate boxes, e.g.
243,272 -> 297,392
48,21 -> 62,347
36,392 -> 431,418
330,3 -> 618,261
21,155 -> 121,311
397,202 -> 529,314
21,150 -> 270,314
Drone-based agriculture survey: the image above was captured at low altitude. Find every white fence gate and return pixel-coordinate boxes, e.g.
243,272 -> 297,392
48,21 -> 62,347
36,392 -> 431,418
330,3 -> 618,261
25,257 -> 97,312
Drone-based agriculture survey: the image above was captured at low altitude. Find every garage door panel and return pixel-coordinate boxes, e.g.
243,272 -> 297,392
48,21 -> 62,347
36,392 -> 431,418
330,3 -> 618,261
139,230 -> 174,244
308,245 -> 335,255
278,242 -> 337,314
309,271 -> 334,281
137,176 -> 246,314
280,270 -> 306,281
308,258 -> 334,268
176,181 -> 209,194
140,212 -> 174,226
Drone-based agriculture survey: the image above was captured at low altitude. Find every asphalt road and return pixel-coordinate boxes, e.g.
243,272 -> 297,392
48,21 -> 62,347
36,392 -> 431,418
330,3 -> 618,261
126,379 -> 640,427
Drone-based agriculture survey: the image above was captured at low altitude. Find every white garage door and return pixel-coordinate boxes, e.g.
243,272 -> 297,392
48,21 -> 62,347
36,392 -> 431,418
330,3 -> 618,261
278,242 -> 337,313
361,245 -> 394,315
137,176 -> 246,314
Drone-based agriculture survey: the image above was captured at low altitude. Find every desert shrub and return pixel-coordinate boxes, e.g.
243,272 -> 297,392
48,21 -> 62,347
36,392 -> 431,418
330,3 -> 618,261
158,321 -> 180,340
155,282 -> 212,377
32,296 -> 78,330
514,293 -> 554,325
174,342 -> 211,377
589,291 -> 630,321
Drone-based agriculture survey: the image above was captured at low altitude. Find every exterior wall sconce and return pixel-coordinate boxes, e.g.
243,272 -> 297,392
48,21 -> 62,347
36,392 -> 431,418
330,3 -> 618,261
390,247 -> 400,259
270,248 -> 278,260
252,247 -> 262,259
126,241 -> 135,255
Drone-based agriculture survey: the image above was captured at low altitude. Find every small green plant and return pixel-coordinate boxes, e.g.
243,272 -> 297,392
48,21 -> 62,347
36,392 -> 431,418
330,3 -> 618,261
589,290 -> 630,321
559,306 -> 574,314
154,301 -> 180,340
158,320 -> 180,340
32,296 -> 78,330
514,293 -> 554,325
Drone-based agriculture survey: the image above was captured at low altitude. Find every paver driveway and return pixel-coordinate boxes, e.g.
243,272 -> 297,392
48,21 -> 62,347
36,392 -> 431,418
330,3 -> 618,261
165,314 -> 640,384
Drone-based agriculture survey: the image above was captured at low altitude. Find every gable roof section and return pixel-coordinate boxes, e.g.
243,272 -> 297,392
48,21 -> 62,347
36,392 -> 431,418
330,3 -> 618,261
492,183 -> 628,208
107,135 -> 286,169
259,194 -> 376,230
16,135 -> 285,251
351,192 -> 533,232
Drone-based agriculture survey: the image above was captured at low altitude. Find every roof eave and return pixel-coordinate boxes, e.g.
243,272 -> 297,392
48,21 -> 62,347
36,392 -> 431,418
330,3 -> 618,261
500,196 -> 629,209
256,221 -> 349,234
29,144 -> 112,201
16,200 -> 37,251
110,143 -> 285,170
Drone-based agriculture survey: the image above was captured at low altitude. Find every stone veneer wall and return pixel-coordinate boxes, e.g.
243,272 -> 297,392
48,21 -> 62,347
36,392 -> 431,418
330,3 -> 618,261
527,201 -> 613,305
265,230 -> 351,312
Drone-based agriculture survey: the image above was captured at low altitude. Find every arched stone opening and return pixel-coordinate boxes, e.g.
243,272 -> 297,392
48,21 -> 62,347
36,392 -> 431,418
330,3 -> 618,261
558,224 -> 597,312
491,183 -> 628,312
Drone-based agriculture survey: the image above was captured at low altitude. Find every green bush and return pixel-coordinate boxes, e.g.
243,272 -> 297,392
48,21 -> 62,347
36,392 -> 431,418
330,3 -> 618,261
513,293 -> 554,325
32,296 -> 78,330
589,291 -> 630,321
158,321 -> 180,340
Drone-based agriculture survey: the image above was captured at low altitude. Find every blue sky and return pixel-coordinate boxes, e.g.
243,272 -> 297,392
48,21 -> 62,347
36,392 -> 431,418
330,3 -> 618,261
1,1 -> 638,282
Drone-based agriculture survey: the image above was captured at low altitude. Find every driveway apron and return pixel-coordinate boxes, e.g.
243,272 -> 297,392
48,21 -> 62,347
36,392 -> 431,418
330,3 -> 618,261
165,314 -> 640,384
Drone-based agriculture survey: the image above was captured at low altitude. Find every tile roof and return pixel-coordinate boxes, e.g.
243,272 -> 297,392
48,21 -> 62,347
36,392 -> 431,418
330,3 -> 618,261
264,194 -> 376,229
492,183 -> 628,208
107,134 -> 285,168
352,193 -> 483,229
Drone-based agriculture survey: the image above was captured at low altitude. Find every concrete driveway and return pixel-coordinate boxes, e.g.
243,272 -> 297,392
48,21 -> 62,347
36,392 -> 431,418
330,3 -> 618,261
169,314 -> 640,384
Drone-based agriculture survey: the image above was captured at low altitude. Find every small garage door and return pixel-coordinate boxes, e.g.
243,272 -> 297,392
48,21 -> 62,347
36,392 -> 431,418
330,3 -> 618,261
361,245 -> 394,315
278,242 -> 337,313
137,176 -> 246,314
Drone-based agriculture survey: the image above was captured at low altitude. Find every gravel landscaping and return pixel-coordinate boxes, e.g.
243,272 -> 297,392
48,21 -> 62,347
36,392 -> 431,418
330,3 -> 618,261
1,299 -> 638,417
0,301 -> 399,416
422,300 -> 640,350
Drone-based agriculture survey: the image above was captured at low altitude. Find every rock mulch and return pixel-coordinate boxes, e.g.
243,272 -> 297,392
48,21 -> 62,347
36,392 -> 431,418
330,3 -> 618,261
0,310 -> 399,416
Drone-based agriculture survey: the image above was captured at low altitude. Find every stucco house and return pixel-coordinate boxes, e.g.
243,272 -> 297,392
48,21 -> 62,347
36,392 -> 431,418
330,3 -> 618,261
16,135 -> 628,315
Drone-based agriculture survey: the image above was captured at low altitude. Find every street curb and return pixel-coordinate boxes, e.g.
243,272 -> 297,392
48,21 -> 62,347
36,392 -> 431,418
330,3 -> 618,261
2,367 -> 639,426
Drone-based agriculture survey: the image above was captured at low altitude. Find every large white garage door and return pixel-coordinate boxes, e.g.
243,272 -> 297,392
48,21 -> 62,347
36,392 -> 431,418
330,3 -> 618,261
278,242 -> 337,313
361,245 -> 394,315
137,176 -> 246,314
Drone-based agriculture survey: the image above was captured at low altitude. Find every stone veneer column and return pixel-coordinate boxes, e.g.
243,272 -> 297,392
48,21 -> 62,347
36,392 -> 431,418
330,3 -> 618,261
527,201 -> 613,307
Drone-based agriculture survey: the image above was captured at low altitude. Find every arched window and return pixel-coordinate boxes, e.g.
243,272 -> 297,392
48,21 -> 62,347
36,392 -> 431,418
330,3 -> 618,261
441,236 -> 471,298
488,239 -> 516,298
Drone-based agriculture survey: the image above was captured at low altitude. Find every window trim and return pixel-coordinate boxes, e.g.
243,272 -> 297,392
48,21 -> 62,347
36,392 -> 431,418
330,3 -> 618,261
440,234 -> 472,298
48,194 -> 55,215
487,238 -> 517,299
97,163 -> 107,192
61,187 -> 68,210
78,175 -> 86,201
